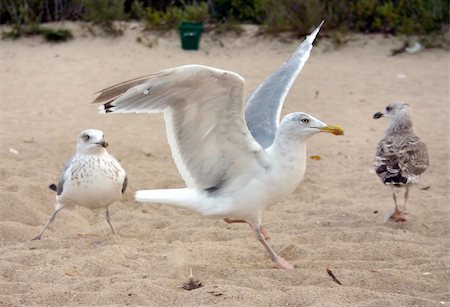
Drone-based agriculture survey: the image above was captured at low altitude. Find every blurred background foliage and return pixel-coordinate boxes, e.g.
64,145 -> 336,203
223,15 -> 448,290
1,0 -> 448,42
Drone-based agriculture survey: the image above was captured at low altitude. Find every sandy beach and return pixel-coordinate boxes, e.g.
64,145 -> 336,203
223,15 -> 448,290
0,22 -> 448,306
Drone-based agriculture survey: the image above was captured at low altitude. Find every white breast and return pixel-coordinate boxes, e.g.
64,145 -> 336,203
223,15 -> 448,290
58,154 -> 126,209
198,145 -> 307,220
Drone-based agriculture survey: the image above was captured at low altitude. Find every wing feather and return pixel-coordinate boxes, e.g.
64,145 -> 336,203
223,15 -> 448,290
245,21 -> 323,148
374,133 -> 429,184
93,75 -> 154,104
56,157 -> 73,195
94,65 -> 267,190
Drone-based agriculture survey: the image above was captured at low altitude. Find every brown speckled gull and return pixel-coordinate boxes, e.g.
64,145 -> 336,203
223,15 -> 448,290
373,102 -> 429,222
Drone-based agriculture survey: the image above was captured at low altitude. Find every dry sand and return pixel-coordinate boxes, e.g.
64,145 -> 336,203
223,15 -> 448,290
0,22 -> 449,306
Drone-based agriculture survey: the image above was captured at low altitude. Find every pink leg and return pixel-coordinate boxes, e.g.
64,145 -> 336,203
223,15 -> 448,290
224,218 -> 270,240
259,224 -> 270,240
385,187 -> 407,222
250,223 -> 294,270
390,208 -> 407,222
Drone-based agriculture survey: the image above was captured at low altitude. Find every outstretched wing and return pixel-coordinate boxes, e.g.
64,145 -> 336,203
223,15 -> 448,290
94,65 -> 268,190
245,21 -> 324,149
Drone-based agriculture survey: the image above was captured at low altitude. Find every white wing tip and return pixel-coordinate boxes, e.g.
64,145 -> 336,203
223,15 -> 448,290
135,190 -> 151,202
135,190 -> 162,203
98,105 -> 107,114
307,20 -> 325,42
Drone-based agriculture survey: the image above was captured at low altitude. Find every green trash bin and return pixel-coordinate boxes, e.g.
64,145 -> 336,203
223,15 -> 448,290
179,22 -> 203,50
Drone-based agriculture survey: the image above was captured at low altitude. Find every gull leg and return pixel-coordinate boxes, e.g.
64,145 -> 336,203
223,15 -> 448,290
386,187 -> 407,222
403,186 -> 410,212
31,203 -> 64,241
259,225 -> 270,240
224,218 -> 270,240
105,208 -> 116,235
392,187 -> 399,210
249,223 -> 293,270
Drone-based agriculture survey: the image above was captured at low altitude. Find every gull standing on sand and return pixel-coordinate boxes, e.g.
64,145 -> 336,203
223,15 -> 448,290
373,102 -> 429,222
32,129 -> 127,240
94,22 -> 343,269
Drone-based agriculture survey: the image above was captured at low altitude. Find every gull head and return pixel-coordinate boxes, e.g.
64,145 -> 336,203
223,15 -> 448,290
373,102 -> 413,133
280,112 -> 344,140
76,129 -> 109,154
373,102 -> 410,120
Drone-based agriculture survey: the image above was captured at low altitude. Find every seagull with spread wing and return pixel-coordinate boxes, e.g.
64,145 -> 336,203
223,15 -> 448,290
94,22 -> 343,269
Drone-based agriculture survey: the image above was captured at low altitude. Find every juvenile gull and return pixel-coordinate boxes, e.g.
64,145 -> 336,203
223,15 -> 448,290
373,102 -> 429,222
94,23 -> 343,269
32,129 -> 127,240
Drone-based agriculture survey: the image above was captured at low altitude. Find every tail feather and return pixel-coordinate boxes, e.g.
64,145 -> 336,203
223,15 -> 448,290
135,188 -> 205,213
49,183 -> 57,192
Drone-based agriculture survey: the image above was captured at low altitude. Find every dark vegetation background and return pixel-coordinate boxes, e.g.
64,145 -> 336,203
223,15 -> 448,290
0,0 -> 448,45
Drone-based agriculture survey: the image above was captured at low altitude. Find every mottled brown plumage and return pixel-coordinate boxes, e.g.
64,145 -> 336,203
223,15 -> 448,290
373,102 -> 428,222
375,132 -> 428,186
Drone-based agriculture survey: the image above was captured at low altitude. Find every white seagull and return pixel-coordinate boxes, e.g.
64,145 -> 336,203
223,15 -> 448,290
32,129 -> 127,240
94,22 -> 343,269
373,102 -> 429,222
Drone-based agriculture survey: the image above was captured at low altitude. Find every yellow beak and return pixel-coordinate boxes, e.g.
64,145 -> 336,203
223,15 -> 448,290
319,125 -> 344,136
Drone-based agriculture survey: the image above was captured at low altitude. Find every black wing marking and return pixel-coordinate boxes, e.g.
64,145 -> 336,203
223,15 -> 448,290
375,133 -> 428,185
122,176 -> 128,194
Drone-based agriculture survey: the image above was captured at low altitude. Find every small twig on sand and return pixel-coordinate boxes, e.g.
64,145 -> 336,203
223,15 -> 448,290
326,269 -> 342,285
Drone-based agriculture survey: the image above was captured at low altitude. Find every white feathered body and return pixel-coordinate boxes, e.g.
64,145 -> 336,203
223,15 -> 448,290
59,153 -> 126,209
96,64 -> 331,224
136,133 -> 308,221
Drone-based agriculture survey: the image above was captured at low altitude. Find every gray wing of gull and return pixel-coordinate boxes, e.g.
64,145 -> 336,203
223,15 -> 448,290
94,65 -> 268,191
56,157 -> 73,196
244,21 -> 323,149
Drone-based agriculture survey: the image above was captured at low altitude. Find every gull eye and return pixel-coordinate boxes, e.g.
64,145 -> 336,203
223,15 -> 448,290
83,134 -> 90,141
301,118 -> 310,124
386,106 -> 392,112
